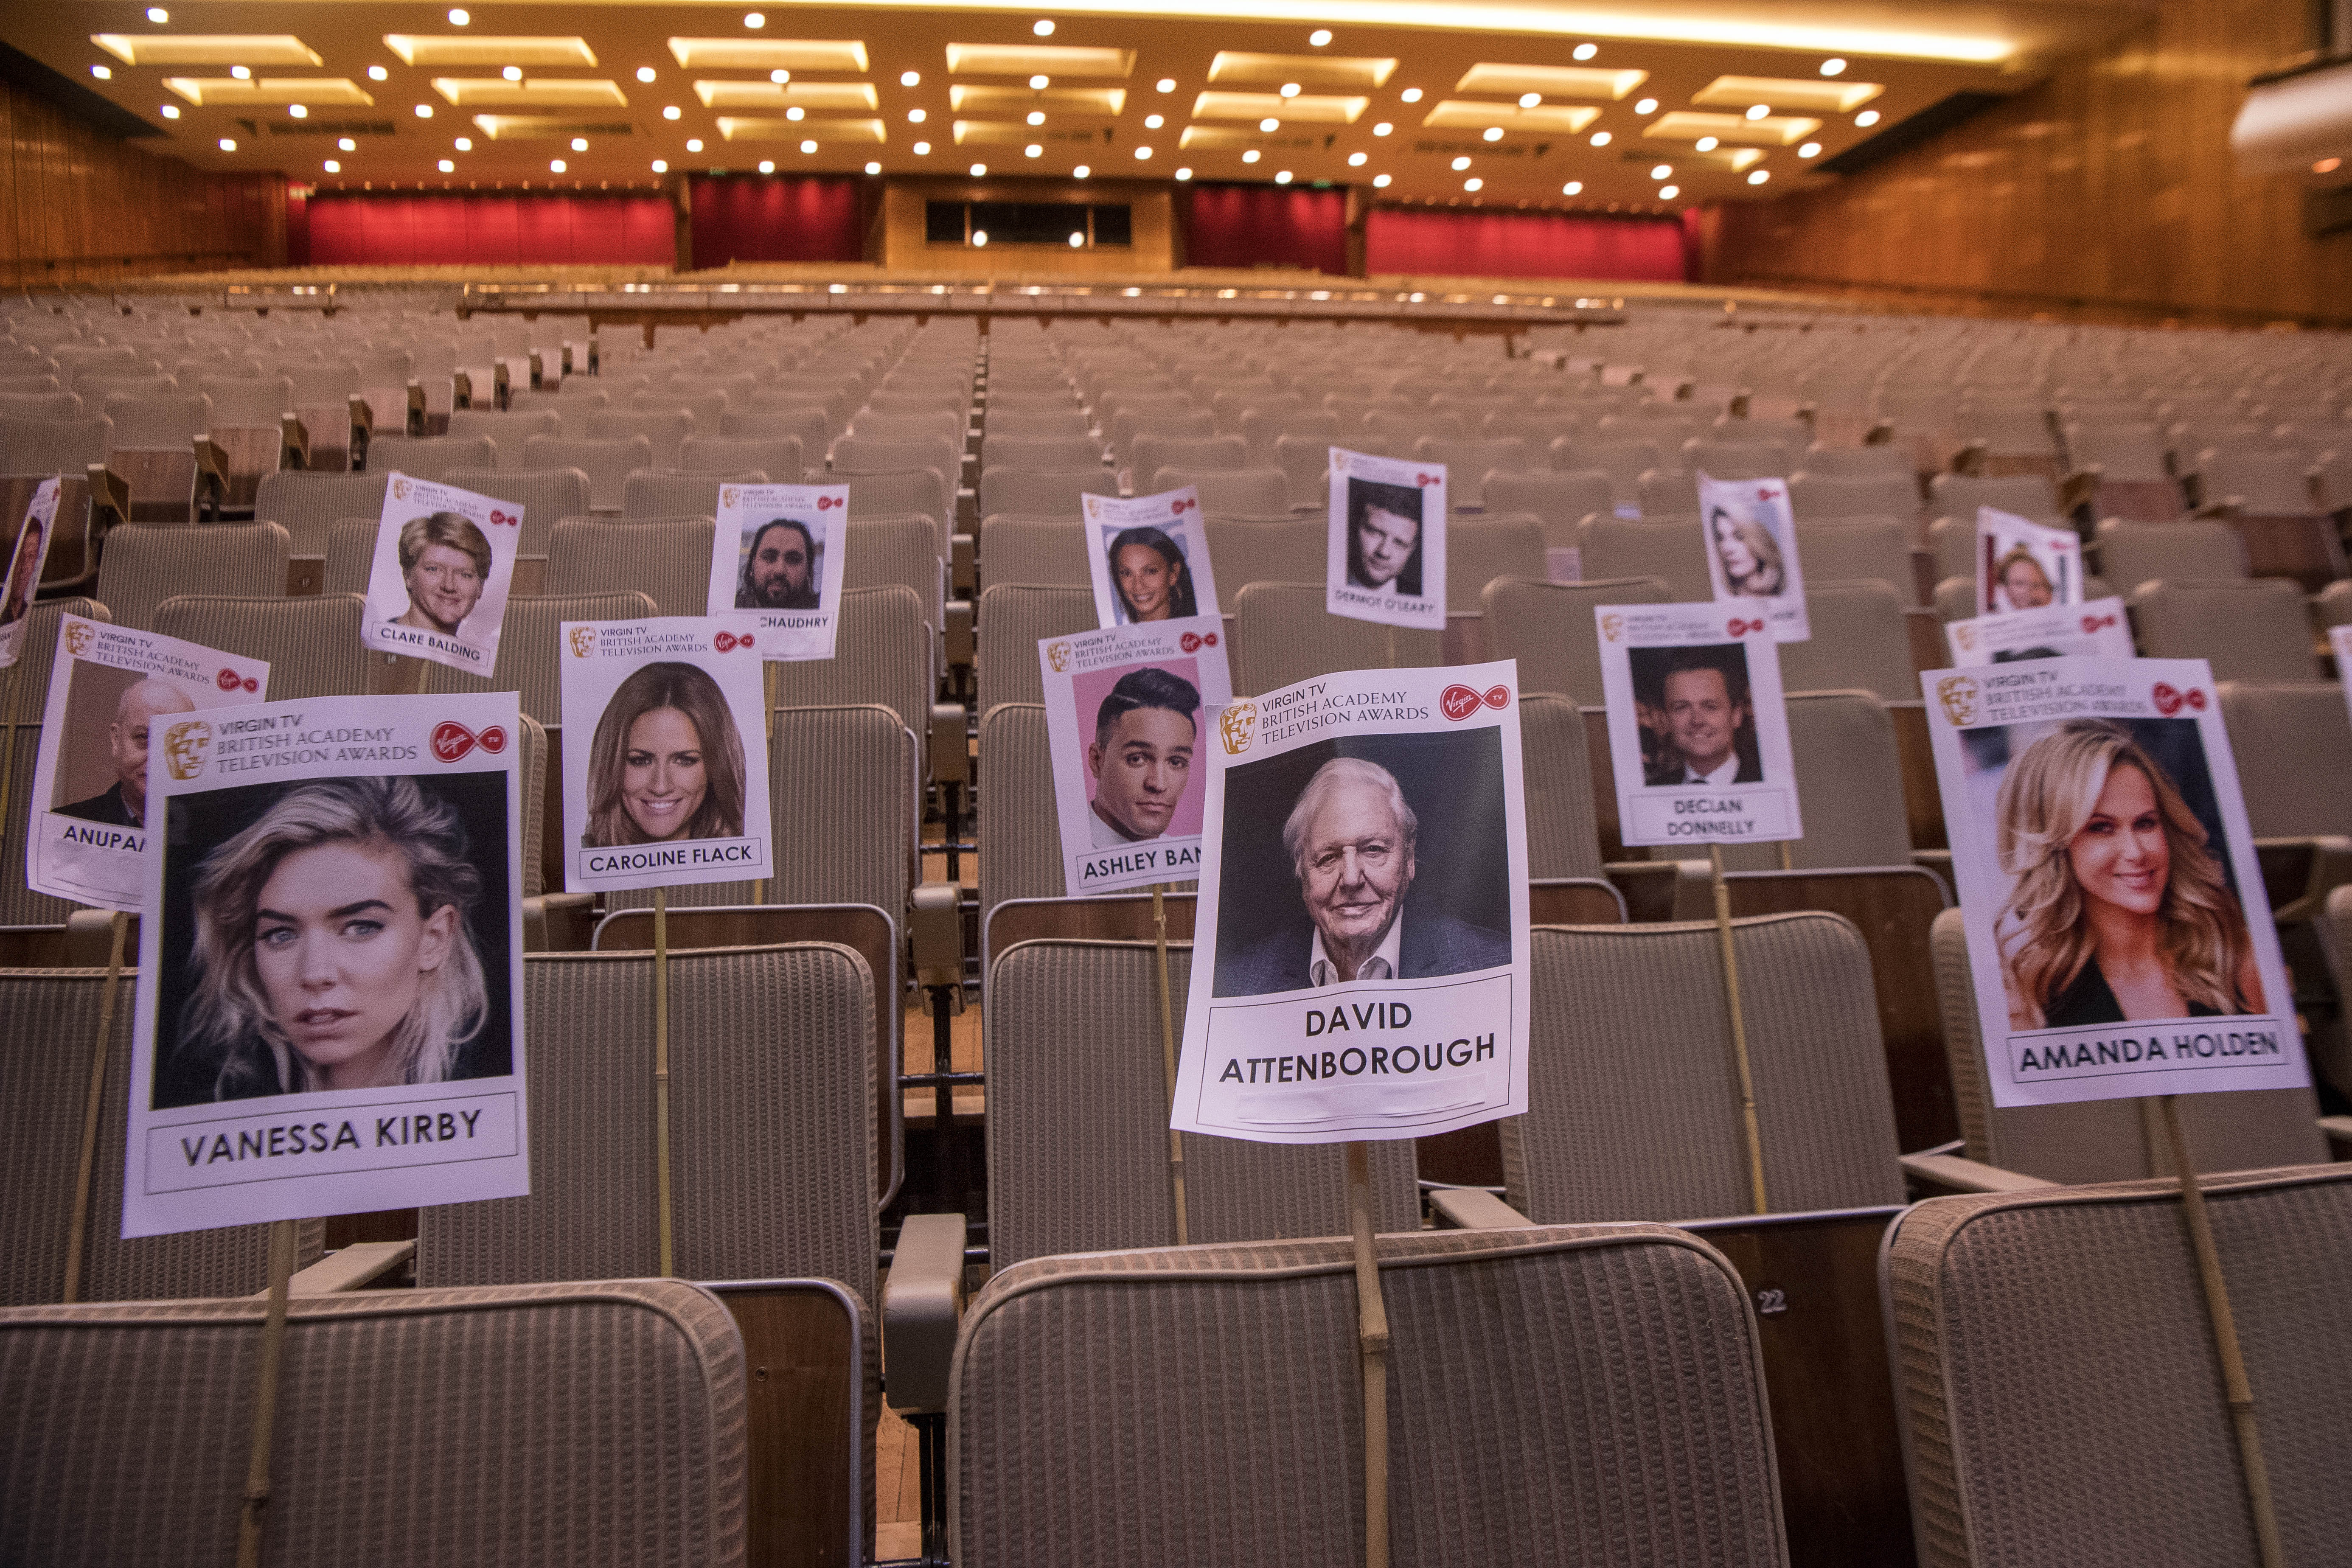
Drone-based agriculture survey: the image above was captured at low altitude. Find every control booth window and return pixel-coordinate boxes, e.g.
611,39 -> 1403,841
926,200 -> 1132,248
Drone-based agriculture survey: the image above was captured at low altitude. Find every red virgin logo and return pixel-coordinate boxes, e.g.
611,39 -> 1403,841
1726,617 -> 1764,637
488,509 -> 518,527
1416,472 -> 1440,486
816,494 -> 841,509
2082,612 -> 2118,633
2152,684 -> 2204,715
1440,683 -> 1510,721
1178,630 -> 1219,653
714,631 -> 756,653
1170,495 -> 1197,514
215,668 -> 257,693
432,721 -> 507,763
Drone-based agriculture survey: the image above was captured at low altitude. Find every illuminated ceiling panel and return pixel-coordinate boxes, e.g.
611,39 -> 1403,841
162,78 -> 373,107
1192,90 -> 1367,124
1422,99 -> 1602,133
718,116 -> 888,143
1207,52 -> 1396,88
667,39 -> 869,71
1644,110 -> 1822,145
1632,145 -> 1764,171
943,43 -> 1134,77
1692,75 -> 1883,112
382,36 -> 598,67
430,79 -> 628,108
1179,123 -> 1322,149
93,34 -> 320,67
948,85 -> 1127,115
470,115 -> 635,139
1454,63 -> 1647,100
695,81 -> 880,110
952,120 -> 1101,145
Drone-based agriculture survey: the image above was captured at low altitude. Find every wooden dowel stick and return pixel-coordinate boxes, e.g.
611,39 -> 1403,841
61,910 -> 131,1304
0,663 -> 24,842
1709,845 -> 1770,1215
2156,1095 -> 2286,1568
234,1218 -> 298,1568
1344,1141 -> 1391,1568
654,886 -> 674,1279
1150,881 -> 1189,1245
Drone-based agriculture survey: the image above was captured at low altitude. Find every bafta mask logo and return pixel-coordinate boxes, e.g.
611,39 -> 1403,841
1599,614 -> 1624,643
391,477 -> 411,503
567,626 -> 597,659
1936,674 -> 1980,728
722,488 -> 739,509
1045,640 -> 1072,673
1219,700 -> 1257,755
1083,496 -> 1101,520
162,719 -> 213,781
1954,623 -> 1979,653
62,621 -> 94,659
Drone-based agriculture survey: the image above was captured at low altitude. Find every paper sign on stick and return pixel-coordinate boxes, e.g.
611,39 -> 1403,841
1082,486 -> 1222,628
706,482 -> 850,660
1697,472 -> 1809,643
359,473 -> 524,674
1038,615 -> 1233,895
27,614 -> 269,911
1924,656 -> 2306,1108
1947,595 -> 2133,667
0,479 -> 59,667
557,617 -> 774,892
1976,507 -> 2083,616
1595,603 -> 1802,847
123,690 -> 529,1236
1327,447 -> 1446,631
2332,626 -> 2352,726
1170,660 -> 1530,1144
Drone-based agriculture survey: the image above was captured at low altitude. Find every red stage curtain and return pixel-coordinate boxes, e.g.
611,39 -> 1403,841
1184,183 -> 1348,275
688,175 -> 864,265
1363,208 -> 1691,283
303,194 -> 676,266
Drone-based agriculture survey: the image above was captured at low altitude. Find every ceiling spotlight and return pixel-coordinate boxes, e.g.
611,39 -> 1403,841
901,71 -> 920,87
1280,82 -> 1301,98
744,12 -> 765,28
1746,104 -> 1769,120
973,230 -> 989,246
914,140 -> 930,153
147,6 -> 168,19
1518,92 -> 1541,108
1067,231 -> 1083,246
1589,130 -> 1610,146
1748,169 -> 1770,184
455,136 -> 472,150
1650,163 -> 1671,178
570,136 -> 588,151
1156,77 -> 1176,93
1347,151 -> 1367,166
909,108 -> 926,122
1134,145 -> 1152,158
160,104 -> 180,119
1399,87 -> 1422,103
90,65 -> 112,80
1241,149 -> 1260,163
1029,110 -> 1046,125
1025,142 -> 1043,157
289,104 -> 309,118
652,158 -> 668,171
415,103 -> 433,118
1143,112 -> 1162,128
448,8 -> 469,24
1033,18 -> 1055,35
759,158 -> 776,171
1074,163 -> 1091,177
1635,96 -> 1658,114
1371,172 -> 1390,186
368,65 -> 388,81
865,160 -> 881,173
339,137 -> 356,150
1798,140 -> 1821,157
1695,135 -> 1718,151
1572,42 -> 1597,59
664,105 -> 681,120
1562,180 -> 1582,194
1175,165 -> 1192,178
799,140 -> 816,153
1482,126 -> 1503,142
230,65 -> 250,79
1372,121 -> 1392,136
438,158 -> 455,172
1029,73 -> 1050,89
1278,169 -> 1296,182
970,161 -> 987,174
1855,109 -> 1880,126
1658,183 -> 1677,198
638,66 -> 658,83
550,158 -> 565,172
786,106 -> 805,120
1463,177 -> 1482,190
502,65 -> 522,81
1820,57 -> 1847,76
323,159 -> 340,173
1451,155 -> 1471,170
685,137 -> 702,151
1259,116 -> 1279,132
1309,28 -> 1333,45
2316,156 -> 2344,173
770,69 -> 789,83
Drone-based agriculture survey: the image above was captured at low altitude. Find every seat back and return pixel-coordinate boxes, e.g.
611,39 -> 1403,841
676,434 -> 803,482
253,470 -> 391,559
622,468 -> 752,521
2217,680 -> 2352,840
97,521 -> 289,633
2095,518 -> 2250,595
1446,514 -> 1547,613
1577,516 -> 1713,601
438,466 -> 592,556
1482,575 -> 1671,708
978,466 -> 1116,521
445,408 -> 561,460
1788,471 -> 1920,525
1163,466 -> 1291,522
1928,471 -> 2063,524
1884,1164 -> 2352,1568
1800,516 -> 1922,605
0,415 -> 110,474
421,592 -> 655,723
1507,916 -> 1906,1222
1779,581 -> 1920,699
522,435 -> 648,512
954,1223 -> 1789,1568
1521,692 -> 1605,880
153,593 -> 371,698
1413,437 -> 1532,509
544,516 -> 717,617
0,1279 -> 750,1566
1231,581 -> 1440,696
975,583 -> 1096,714
2129,578 -> 2316,681
769,585 -> 932,735
978,516 -> 1090,588
362,435 -> 497,482
587,407 -> 693,469
981,435 -> 1100,472
1201,518 -> 1322,589
1719,691 -> 1913,871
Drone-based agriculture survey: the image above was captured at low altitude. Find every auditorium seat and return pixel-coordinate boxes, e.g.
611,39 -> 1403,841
1241,407 -> 1338,469
153,594 -> 372,699
1685,439 -> 1797,482
522,434 -> 646,514
1551,438 -> 1660,513
2062,420 -> 2185,522
1927,470 -> 2065,525
1795,442 -> 1916,483
2188,447 -> 2347,589
831,468 -> 953,557
2129,578 -> 2318,680
544,516 -> 715,617
983,408 -> 1089,441
0,390 -> 78,420
833,435 -> 961,494
631,388 -> 729,438
769,584 -> 936,742
1200,516 -> 1322,590
0,415 -> 109,479
977,464 -> 1114,522
362,434 -> 496,483
1230,581 -> 1440,695
1576,515 -> 1713,600
976,516 -> 1089,588
1789,471 -> 1923,531
587,407 -> 691,471
1482,468 -> 1615,548
1413,436 -> 1532,511
719,404 -> 828,460
101,393 -> 205,523
1482,575 -> 1670,709
2094,517 -> 2251,595
974,583 -> 1094,713
1158,465 -> 1291,522
621,468 -> 754,521
979,434 -> 1099,473
853,408 -> 963,447
96,520 -> 287,633
421,591 -> 653,723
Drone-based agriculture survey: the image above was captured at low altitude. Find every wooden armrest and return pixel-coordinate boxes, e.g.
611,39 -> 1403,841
84,463 -> 130,531
2261,835 -> 2352,923
453,369 -> 475,410
1900,1151 -> 2057,1196
2319,1115 -> 2352,1154
1602,858 -> 1712,922
522,891 -> 595,953
277,1239 -> 416,1296
1428,1187 -> 1530,1229
405,380 -> 427,436
882,1212 -> 968,1415
347,393 -> 373,436
280,412 -> 311,471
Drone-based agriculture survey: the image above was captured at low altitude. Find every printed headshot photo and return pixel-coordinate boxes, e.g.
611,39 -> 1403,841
734,514 -> 825,611
1344,477 -> 1426,597
1072,660 -> 1204,848
1961,715 -> 2268,1031
1099,522 -> 1202,625
51,664 -> 199,828
0,502 -> 51,630
1630,642 -> 1763,786
148,771 -> 514,1109
1991,543 -> 2059,611
1212,730 -> 1511,997
580,661 -> 749,848
1976,511 -> 2082,616
1706,502 -> 1789,600
385,511 -> 494,639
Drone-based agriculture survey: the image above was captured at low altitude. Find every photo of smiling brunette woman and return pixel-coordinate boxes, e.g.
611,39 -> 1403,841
360,473 -> 524,675
1083,487 -> 1223,629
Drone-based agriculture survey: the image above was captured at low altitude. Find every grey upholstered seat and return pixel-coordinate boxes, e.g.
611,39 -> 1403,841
1520,692 -> 1606,881
974,583 -> 1095,714
522,434 -> 650,513
830,468 -> 952,555
1160,465 -> 1291,522
976,516 -> 1090,589
980,435 -> 1100,471
676,434 -> 803,482
0,1278 -> 753,1566
1483,468 -> 1617,539
976,703 -> 1058,937
1779,581 -> 1921,700
255,469 -> 390,559
1230,581 -> 1440,697
1577,516 -> 1713,600
622,468 -> 756,521
2130,578 -> 2317,681
96,521 -> 289,633
587,407 -> 693,470
1884,1164 -> 2352,1567
977,466 -> 1116,521
322,518 -> 377,595
439,466 -> 591,556
544,516 -> 717,617
421,592 -> 654,724
1445,513 -> 1547,614
446,407 -> 561,462
1799,517 -> 1923,605
2095,517 -> 2251,596
361,434 -> 496,482
1720,691 -> 1914,872
1201,518 -> 1322,589
841,514 -> 949,627
1,971 -> 321,1305
767,586 -> 933,740
153,594 -> 372,699
952,1224 -> 1789,1568
1505,915 -> 1906,1222
1481,575 -> 1671,708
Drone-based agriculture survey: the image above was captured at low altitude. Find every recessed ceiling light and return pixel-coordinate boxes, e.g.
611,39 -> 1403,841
1798,140 -> 1820,157
798,140 -> 815,153
147,6 -> 168,20
1175,165 -> 1192,178
1033,18 -> 1055,35
1589,130 -> 1610,145
1372,121 -> 1391,136
744,13 -> 765,28
1657,183 -> 1676,197
1029,109 -> 1046,124
1747,169 -> 1769,183
1746,104 -> 1769,119
973,230 -> 989,245
652,157 -> 668,171
1518,92 -> 1540,107
1463,176 -> 1482,190
1855,109 -> 1880,126
455,136 -> 471,149
90,65 -> 112,80
1562,180 -> 1581,194
1650,162 -> 1670,177
865,159 -> 881,172
338,136 -> 356,149
502,65 -> 521,80
230,65 -> 250,79
638,66 -> 657,82
1399,87 -> 1421,103
1241,149 -> 1259,162
1025,142 -> 1042,156
664,105 -> 681,119
1347,151 -> 1367,165
550,157 -> 565,171
1067,230 -> 1083,245
971,161 -> 987,174
686,137 -> 702,151
1309,28 -> 1332,45
1451,155 -> 1470,169
160,104 -> 181,118
571,136 -> 588,150
786,106 -> 805,120
368,65 -> 388,81
770,69 -> 789,83
1275,169 -> 1292,182
1156,77 -> 1175,92
1482,126 -> 1503,141
1371,172 -> 1389,186
1280,82 -> 1300,97
1634,96 -> 1657,114
901,70 -> 920,86
438,158 -> 455,171
323,159 -> 340,172
759,158 -> 776,171
1074,163 -> 1090,176
1572,42 -> 1597,59
913,140 -> 929,153
415,103 -> 433,117
1820,57 -> 1847,76
1134,144 -> 1151,158
1695,135 -> 1718,150
1259,116 -> 1279,131
1143,112 -> 1162,127
448,9 -> 469,25
1029,73 -> 1050,88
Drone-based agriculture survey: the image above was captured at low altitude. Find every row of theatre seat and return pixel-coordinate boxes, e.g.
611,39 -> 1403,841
6,295 -> 2352,1567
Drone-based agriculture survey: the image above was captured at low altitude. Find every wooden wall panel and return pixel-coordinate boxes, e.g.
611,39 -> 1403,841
878,176 -> 1175,275
1706,0 -> 2352,326
0,80 -> 283,291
